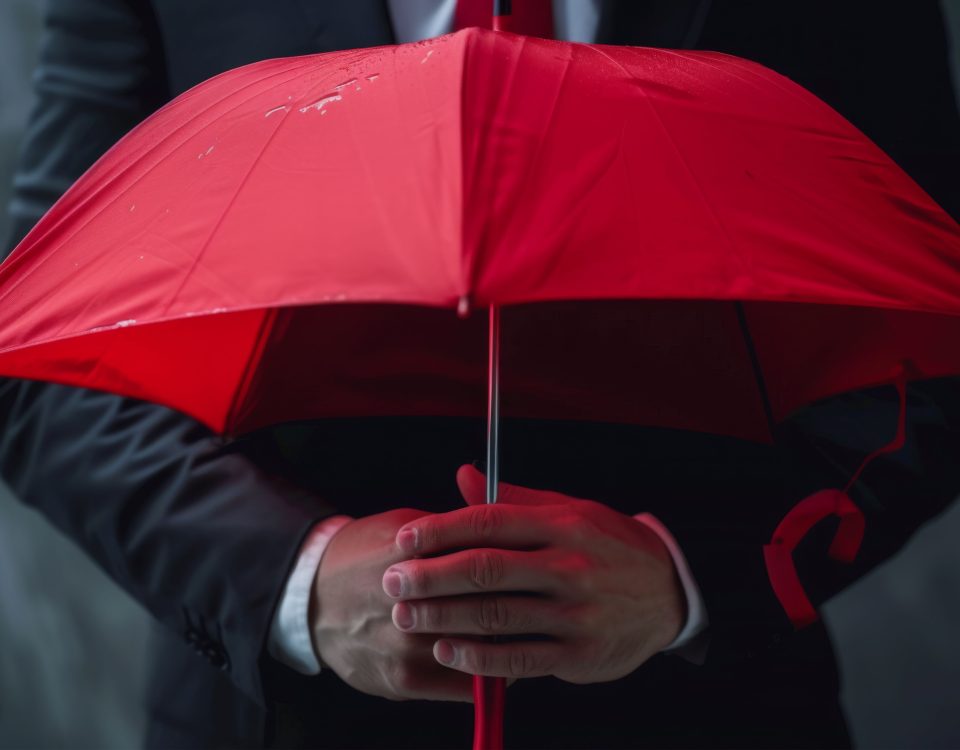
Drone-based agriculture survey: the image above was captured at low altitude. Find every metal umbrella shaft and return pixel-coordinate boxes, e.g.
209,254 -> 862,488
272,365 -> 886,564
486,304 -> 501,505
473,304 -> 506,750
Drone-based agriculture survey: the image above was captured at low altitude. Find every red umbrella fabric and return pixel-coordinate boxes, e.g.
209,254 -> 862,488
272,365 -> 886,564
1,28 -> 959,442
1,27 -> 960,749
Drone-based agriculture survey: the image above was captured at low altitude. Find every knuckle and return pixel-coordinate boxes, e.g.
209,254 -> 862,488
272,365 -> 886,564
408,563 -> 430,595
546,554 -> 576,590
558,511 -> 585,539
508,647 -> 536,678
469,550 -> 505,590
421,519 -> 443,551
470,505 -> 504,539
420,602 -> 445,631
470,647 -> 491,675
549,512 -> 579,544
477,596 -> 510,633
560,553 -> 594,592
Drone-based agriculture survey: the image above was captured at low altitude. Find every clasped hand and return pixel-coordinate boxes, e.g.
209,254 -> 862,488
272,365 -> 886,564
311,464 -> 685,702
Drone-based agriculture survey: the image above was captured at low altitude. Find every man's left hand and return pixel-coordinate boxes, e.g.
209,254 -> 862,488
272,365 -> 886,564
382,464 -> 686,684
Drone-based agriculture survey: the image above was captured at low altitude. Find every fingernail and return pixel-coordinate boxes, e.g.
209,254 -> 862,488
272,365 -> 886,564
434,640 -> 457,666
393,603 -> 416,631
396,527 -> 419,554
383,569 -> 406,598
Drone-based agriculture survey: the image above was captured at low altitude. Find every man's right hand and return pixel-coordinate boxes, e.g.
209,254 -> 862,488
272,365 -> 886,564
310,508 -> 474,702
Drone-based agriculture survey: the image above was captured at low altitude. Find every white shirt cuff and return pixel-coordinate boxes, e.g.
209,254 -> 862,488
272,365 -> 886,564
267,515 -> 353,675
633,512 -> 709,655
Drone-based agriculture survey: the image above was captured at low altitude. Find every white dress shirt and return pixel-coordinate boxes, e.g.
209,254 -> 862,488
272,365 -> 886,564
268,0 -> 709,676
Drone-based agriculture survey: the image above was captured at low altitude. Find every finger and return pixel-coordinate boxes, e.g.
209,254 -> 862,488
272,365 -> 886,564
395,503 -> 565,557
456,464 -> 577,508
433,638 -> 563,679
457,464 -> 487,507
392,596 -> 570,637
383,548 -> 562,600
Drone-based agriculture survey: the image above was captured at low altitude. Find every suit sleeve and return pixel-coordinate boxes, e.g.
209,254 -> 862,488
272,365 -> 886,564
1,0 -> 336,706
658,1 -> 960,666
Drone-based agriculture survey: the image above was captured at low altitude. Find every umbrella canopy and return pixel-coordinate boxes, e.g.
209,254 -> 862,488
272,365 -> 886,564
1,27 -> 959,441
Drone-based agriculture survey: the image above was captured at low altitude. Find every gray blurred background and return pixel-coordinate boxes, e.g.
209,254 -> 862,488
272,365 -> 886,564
1,2 -> 959,748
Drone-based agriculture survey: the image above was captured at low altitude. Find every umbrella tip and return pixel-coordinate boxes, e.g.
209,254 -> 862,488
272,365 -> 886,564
457,295 -> 471,318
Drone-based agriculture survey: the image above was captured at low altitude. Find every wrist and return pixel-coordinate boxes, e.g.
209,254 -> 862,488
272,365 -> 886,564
268,515 -> 352,675
306,516 -> 355,668
646,526 -> 687,652
633,512 -> 709,653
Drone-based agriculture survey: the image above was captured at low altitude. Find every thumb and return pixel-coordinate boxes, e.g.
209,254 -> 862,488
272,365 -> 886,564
455,464 -> 573,507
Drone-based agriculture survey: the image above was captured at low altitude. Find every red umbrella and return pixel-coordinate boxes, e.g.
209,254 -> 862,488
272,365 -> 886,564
1,25 -> 959,750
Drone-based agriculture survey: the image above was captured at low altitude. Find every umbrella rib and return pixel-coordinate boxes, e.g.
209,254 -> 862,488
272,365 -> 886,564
735,301 -> 776,441
223,306 -> 279,434
159,88 -> 302,317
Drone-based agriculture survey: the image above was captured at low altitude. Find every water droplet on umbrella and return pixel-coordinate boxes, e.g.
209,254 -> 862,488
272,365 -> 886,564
421,50 -> 434,64
115,319 -> 137,327
365,73 -> 380,82
299,94 -> 342,114
334,78 -> 358,91
129,204 -> 136,212
457,296 -> 471,318
265,105 -> 289,118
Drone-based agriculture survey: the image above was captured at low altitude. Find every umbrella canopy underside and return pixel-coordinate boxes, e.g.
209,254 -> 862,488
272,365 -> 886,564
1,29 -> 958,438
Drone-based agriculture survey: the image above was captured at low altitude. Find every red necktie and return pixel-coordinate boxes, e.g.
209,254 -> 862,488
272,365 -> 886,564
454,0 -> 555,38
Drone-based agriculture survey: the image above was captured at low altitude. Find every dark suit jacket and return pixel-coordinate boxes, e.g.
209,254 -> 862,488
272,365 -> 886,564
2,2 -> 960,747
